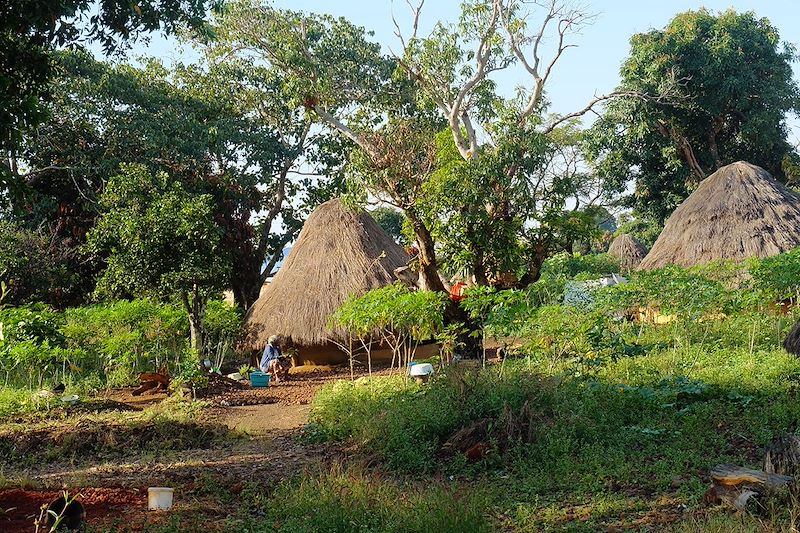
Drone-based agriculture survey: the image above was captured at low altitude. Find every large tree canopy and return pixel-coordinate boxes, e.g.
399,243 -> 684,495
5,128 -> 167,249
1,0 -> 220,166
587,9 -> 800,222
215,0 -> 619,290
10,50 -> 342,309
86,163 -> 228,354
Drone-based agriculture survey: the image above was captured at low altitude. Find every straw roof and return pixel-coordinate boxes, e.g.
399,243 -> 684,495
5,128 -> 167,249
639,161 -> 800,270
783,321 -> 800,356
607,234 -> 647,271
244,198 -> 409,347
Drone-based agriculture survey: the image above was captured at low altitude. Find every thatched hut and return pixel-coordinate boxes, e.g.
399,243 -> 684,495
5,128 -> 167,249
639,161 -> 800,270
784,322 -> 800,356
608,234 -> 647,272
244,198 -> 409,365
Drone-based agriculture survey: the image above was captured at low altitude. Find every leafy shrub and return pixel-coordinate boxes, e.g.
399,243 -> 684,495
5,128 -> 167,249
332,284 -> 448,366
0,305 -> 68,387
748,248 -> 800,302
0,298 -> 242,389
597,266 -> 733,318
62,299 -> 188,382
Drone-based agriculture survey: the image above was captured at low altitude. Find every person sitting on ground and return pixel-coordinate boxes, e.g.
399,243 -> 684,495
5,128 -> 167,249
260,335 -> 290,382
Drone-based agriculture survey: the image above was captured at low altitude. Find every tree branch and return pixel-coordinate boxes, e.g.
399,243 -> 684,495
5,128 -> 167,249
540,90 -> 672,134
312,106 -> 381,160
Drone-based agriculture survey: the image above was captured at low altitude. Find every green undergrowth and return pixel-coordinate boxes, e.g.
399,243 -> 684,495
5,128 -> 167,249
252,465 -> 491,533
307,339 -> 800,531
81,466 -> 491,533
0,387 -> 44,418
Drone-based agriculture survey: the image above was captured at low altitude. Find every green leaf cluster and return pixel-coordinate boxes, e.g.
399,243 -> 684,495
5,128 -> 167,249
87,164 -> 229,301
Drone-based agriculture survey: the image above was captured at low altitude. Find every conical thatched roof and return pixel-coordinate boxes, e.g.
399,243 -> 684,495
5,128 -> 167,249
783,321 -> 800,356
608,234 -> 647,271
244,198 -> 408,348
639,161 -> 800,270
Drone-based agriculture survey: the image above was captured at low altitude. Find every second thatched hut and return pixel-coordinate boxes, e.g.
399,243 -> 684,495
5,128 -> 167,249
639,161 -> 800,270
243,198 -> 409,365
608,233 -> 648,272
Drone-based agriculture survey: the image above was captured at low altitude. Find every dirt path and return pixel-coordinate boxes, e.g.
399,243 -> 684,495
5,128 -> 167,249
216,403 -> 312,435
0,365 -> 385,532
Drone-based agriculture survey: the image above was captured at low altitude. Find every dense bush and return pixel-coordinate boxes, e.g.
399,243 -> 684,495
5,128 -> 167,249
0,221 -> 90,307
0,304 -> 68,387
748,247 -> 800,302
0,298 -> 241,388
310,248 -> 800,479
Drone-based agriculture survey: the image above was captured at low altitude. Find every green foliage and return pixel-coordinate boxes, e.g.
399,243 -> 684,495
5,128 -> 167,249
61,299 -> 189,386
86,163 -> 230,356
88,164 -> 229,300
0,220 -> 84,307
598,266 -> 732,319
369,206 -> 407,245
748,247 -> 800,302
0,304 -> 67,388
1,0 -> 219,195
614,212 -> 663,248
203,300 -> 242,351
540,252 -> 620,281
308,338 -> 800,529
215,0 -> 612,290
461,285 -> 532,340
14,48 -> 334,309
214,0 -> 396,115
588,9 -> 800,222
0,298 -> 233,390
253,465 -> 492,533
331,284 -> 448,364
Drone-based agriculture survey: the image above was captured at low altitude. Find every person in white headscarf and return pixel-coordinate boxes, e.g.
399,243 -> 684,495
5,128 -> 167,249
259,335 -> 290,381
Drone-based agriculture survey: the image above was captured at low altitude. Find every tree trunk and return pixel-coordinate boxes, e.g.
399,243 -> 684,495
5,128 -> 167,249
518,241 -> 550,287
182,284 -> 208,359
406,210 -> 446,293
402,209 -> 480,358
232,252 -> 262,312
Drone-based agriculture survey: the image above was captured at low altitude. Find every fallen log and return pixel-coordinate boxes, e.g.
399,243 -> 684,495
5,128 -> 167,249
706,464 -> 794,511
711,464 -> 794,490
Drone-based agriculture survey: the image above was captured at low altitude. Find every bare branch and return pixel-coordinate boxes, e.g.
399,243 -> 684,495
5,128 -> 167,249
312,106 -> 381,160
448,0 -> 502,158
392,0 -> 425,48
502,1 -> 596,123
540,89 -> 675,134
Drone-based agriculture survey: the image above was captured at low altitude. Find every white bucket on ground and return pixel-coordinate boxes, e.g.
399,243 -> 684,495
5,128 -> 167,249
409,363 -> 433,377
148,487 -> 174,510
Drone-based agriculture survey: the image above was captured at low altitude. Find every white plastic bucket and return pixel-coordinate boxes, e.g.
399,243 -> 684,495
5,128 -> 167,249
148,487 -> 174,510
409,363 -> 433,377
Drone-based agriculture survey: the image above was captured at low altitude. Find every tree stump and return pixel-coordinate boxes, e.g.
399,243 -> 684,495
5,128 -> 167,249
707,464 -> 794,511
764,434 -> 800,477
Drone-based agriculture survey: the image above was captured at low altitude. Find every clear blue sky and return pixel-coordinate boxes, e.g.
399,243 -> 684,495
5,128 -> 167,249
122,0 -> 800,139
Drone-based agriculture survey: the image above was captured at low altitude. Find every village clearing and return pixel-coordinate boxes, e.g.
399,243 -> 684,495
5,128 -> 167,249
0,372 -> 348,532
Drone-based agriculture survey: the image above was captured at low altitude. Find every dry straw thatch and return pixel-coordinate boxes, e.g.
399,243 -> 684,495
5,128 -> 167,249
784,321 -> 800,356
244,198 -> 408,348
607,233 -> 647,271
639,161 -> 800,270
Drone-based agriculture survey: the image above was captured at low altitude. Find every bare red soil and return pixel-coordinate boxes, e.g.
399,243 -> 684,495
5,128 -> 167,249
0,487 -> 145,533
